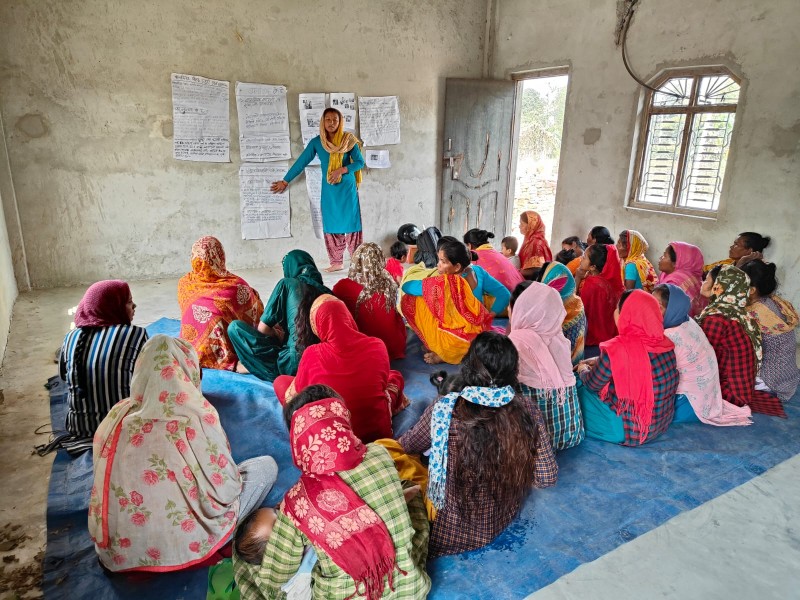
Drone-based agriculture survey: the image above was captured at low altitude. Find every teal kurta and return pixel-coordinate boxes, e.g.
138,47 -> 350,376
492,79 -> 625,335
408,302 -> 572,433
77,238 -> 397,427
283,136 -> 365,234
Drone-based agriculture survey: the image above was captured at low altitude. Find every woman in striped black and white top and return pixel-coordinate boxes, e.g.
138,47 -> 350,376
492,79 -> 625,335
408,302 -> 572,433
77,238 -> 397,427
59,280 -> 148,439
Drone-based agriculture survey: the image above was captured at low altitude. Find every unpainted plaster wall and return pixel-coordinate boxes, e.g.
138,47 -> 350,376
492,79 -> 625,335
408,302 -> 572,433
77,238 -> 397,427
0,0 -> 487,288
493,0 -> 800,306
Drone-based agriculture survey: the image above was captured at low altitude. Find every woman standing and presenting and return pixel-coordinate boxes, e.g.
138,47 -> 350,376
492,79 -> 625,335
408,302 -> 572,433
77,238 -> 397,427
271,109 -> 365,272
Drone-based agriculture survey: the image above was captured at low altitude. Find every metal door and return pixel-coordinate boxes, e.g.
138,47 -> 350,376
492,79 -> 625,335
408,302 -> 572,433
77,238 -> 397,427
440,78 -> 516,239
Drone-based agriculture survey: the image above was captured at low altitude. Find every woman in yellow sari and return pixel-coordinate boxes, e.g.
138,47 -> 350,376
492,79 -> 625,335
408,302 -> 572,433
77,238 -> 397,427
400,240 -> 494,364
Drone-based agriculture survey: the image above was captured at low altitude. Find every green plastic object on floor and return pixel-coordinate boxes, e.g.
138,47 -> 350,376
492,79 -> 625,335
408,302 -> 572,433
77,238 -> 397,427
207,558 -> 241,600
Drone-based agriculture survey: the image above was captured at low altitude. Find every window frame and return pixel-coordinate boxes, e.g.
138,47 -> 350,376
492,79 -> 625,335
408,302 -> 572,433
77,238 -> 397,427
627,66 -> 741,218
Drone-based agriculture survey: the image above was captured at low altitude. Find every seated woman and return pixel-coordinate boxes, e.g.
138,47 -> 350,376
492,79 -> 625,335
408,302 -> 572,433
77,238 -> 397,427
652,284 -> 752,426
398,225 -> 441,306
178,236 -> 264,371
616,230 -> 657,292
463,227 -> 524,292
274,295 -> 407,442
518,210 -> 553,278
509,282 -> 584,450
698,266 -> 785,416
657,241 -> 707,317
558,236 -> 585,275
89,335 -> 278,572
228,250 -> 331,382
400,239 -> 500,364
741,260 -> 800,402
59,280 -> 148,441
586,225 -> 615,247
233,384 -> 430,600
536,262 -> 586,365
333,242 -> 406,360
398,332 -> 557,557
576,290 -> 679,446
704,231 -> 771,276
576,244 -> 624,346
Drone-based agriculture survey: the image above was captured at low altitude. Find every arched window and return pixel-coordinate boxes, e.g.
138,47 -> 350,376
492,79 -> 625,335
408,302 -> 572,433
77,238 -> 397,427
628,68 -> 740,215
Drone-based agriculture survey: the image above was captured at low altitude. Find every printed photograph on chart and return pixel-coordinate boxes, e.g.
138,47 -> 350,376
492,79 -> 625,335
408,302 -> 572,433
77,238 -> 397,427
332,98 -> 339,106
303,99 -> 312,109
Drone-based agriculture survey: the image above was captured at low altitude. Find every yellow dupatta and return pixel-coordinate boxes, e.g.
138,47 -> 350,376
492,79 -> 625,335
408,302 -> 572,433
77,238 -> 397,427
319,117 -> 363,187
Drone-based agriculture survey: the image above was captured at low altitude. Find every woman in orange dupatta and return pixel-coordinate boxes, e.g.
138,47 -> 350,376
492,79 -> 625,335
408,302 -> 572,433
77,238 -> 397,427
178,237 -> 263,371
517,211 -> 553,276
400,243 -> 494,365
273,295 -> 407,443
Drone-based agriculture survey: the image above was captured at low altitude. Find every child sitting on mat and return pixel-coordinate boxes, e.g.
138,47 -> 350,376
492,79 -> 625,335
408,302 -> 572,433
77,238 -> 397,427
501,236 -> 520,269
386,241 -> 408,284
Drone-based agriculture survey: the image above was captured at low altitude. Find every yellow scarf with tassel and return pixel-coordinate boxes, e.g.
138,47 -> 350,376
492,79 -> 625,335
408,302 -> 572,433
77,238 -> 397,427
319,119 -> 363,187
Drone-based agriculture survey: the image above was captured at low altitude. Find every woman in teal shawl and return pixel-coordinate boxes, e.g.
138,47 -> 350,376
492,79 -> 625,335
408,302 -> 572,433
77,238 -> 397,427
536,262 -> 587,365
228,250 -> 331,381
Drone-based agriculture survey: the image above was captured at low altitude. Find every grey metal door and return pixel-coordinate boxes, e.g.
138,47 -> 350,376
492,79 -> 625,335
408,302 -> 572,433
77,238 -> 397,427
440,78 -> 516,239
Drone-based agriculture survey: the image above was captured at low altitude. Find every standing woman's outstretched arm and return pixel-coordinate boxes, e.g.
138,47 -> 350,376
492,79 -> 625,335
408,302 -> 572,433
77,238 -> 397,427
270,140 -> 319,192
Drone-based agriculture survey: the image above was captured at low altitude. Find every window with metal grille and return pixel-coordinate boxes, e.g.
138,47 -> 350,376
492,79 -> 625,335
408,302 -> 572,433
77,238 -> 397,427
629,68 -> 740,215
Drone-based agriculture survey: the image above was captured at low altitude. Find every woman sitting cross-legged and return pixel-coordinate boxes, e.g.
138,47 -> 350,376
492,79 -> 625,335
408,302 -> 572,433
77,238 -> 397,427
741,260 -> 800,402
397,332 -> 558,557
576,243 -> 624,347
652,284 -> 752,426
89,335 -> 278,572
232,384 -> 431,600
697,265 -> 786,416
401,238 -> 503,364
463,227 -> 524,293
657,241 -> 707,317
509,282 -> 584,450
332,242 -> 407,360
535,261 -> 586,365
616,230 -> 657,292
59,280 -> 148,444
228,250 -> 331,382
178,236 -> 264,371
274,295 -> 407,443
576,290 -> 679,446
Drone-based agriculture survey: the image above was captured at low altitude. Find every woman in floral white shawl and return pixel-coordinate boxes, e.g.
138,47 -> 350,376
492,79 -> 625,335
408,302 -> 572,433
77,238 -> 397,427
89,335 -> 277,572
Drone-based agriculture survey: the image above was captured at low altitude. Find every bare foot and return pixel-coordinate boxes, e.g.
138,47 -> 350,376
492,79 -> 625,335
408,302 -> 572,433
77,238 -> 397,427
323,264 -> 344,273
235,362 -> 250,374
423,352 -> 444,365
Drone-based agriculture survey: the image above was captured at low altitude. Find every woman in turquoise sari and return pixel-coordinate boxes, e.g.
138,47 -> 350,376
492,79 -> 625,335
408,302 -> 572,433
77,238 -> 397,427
228,250 -> 331,381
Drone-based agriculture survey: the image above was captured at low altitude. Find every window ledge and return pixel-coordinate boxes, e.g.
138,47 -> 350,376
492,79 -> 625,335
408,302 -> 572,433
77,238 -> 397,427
625,204 -> 718,221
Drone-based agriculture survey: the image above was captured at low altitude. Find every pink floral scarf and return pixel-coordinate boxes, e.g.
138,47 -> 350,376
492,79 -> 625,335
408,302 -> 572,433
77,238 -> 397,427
88,335 -> 242,572
281,399 -> 400,600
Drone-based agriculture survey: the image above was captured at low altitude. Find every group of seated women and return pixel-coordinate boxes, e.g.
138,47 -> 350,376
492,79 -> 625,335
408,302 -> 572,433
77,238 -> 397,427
56,218 -> 797,599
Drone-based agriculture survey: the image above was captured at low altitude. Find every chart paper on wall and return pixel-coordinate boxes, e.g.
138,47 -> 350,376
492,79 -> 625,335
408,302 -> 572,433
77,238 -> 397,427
358,96 -> 400,146
329,92 -> 357,133
304,166 -> 324,239
365,149 -> 391,169
240,163 -> 291,239
298,93 -> 324,165
235,82 -> 291,162
172,73 -> 230,162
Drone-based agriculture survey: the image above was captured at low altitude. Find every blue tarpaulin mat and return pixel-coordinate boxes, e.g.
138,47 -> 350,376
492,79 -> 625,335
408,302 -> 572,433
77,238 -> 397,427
43,318 -> 800,599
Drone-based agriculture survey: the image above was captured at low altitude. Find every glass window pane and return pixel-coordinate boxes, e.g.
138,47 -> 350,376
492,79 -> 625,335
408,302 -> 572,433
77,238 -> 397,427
697,75 -> 740,106
652,77 -> 692,107
638,113 -> 687,205
678,112 -> 736,211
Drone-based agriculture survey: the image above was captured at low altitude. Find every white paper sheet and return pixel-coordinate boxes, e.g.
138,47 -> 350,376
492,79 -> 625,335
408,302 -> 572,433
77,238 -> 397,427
358,96 -> 400,146
299,93 -> 325,166
172,73 -> 230,162
329,92 -> 357,133
365,149 -> 391,169
239,163 -> 291,239
304,167 -> 324,239
235,82 -> 290,162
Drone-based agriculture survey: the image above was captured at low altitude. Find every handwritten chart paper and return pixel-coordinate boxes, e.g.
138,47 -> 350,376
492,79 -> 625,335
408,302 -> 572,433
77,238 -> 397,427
236,82 -> 291,162
304,167 -> 324,239
358,96 -> 400,146
240,163 -> 291,239
172,73 -> 230,162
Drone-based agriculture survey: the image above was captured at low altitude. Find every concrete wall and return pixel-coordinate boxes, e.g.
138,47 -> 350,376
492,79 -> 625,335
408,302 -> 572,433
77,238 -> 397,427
0,113 -> 19,366
492,0 -> 800,306
0,0 -> 488,288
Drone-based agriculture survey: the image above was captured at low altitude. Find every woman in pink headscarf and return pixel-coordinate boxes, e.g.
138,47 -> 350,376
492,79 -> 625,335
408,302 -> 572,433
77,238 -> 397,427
657,242 -> 707,317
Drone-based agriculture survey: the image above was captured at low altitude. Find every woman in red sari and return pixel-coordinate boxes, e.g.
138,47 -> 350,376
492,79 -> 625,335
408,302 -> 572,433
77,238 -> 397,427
518,211 -> 553,277
332,242 -> 406,360
178,236 -> 263,370
273,295 -> 407,442
577,244 -> 624,346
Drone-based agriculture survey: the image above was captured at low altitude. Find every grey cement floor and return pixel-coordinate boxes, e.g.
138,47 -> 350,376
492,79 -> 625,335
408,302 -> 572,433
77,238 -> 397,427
1,266 -> 798,599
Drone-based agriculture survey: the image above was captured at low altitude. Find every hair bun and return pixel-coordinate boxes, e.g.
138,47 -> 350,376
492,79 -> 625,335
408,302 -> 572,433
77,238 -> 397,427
487,232 -> 495,239
762,236 -> 771,248
470,251 -> 479,262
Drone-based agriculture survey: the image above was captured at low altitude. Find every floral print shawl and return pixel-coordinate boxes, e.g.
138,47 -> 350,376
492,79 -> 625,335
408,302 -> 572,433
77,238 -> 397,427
89,335 -> 242,572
